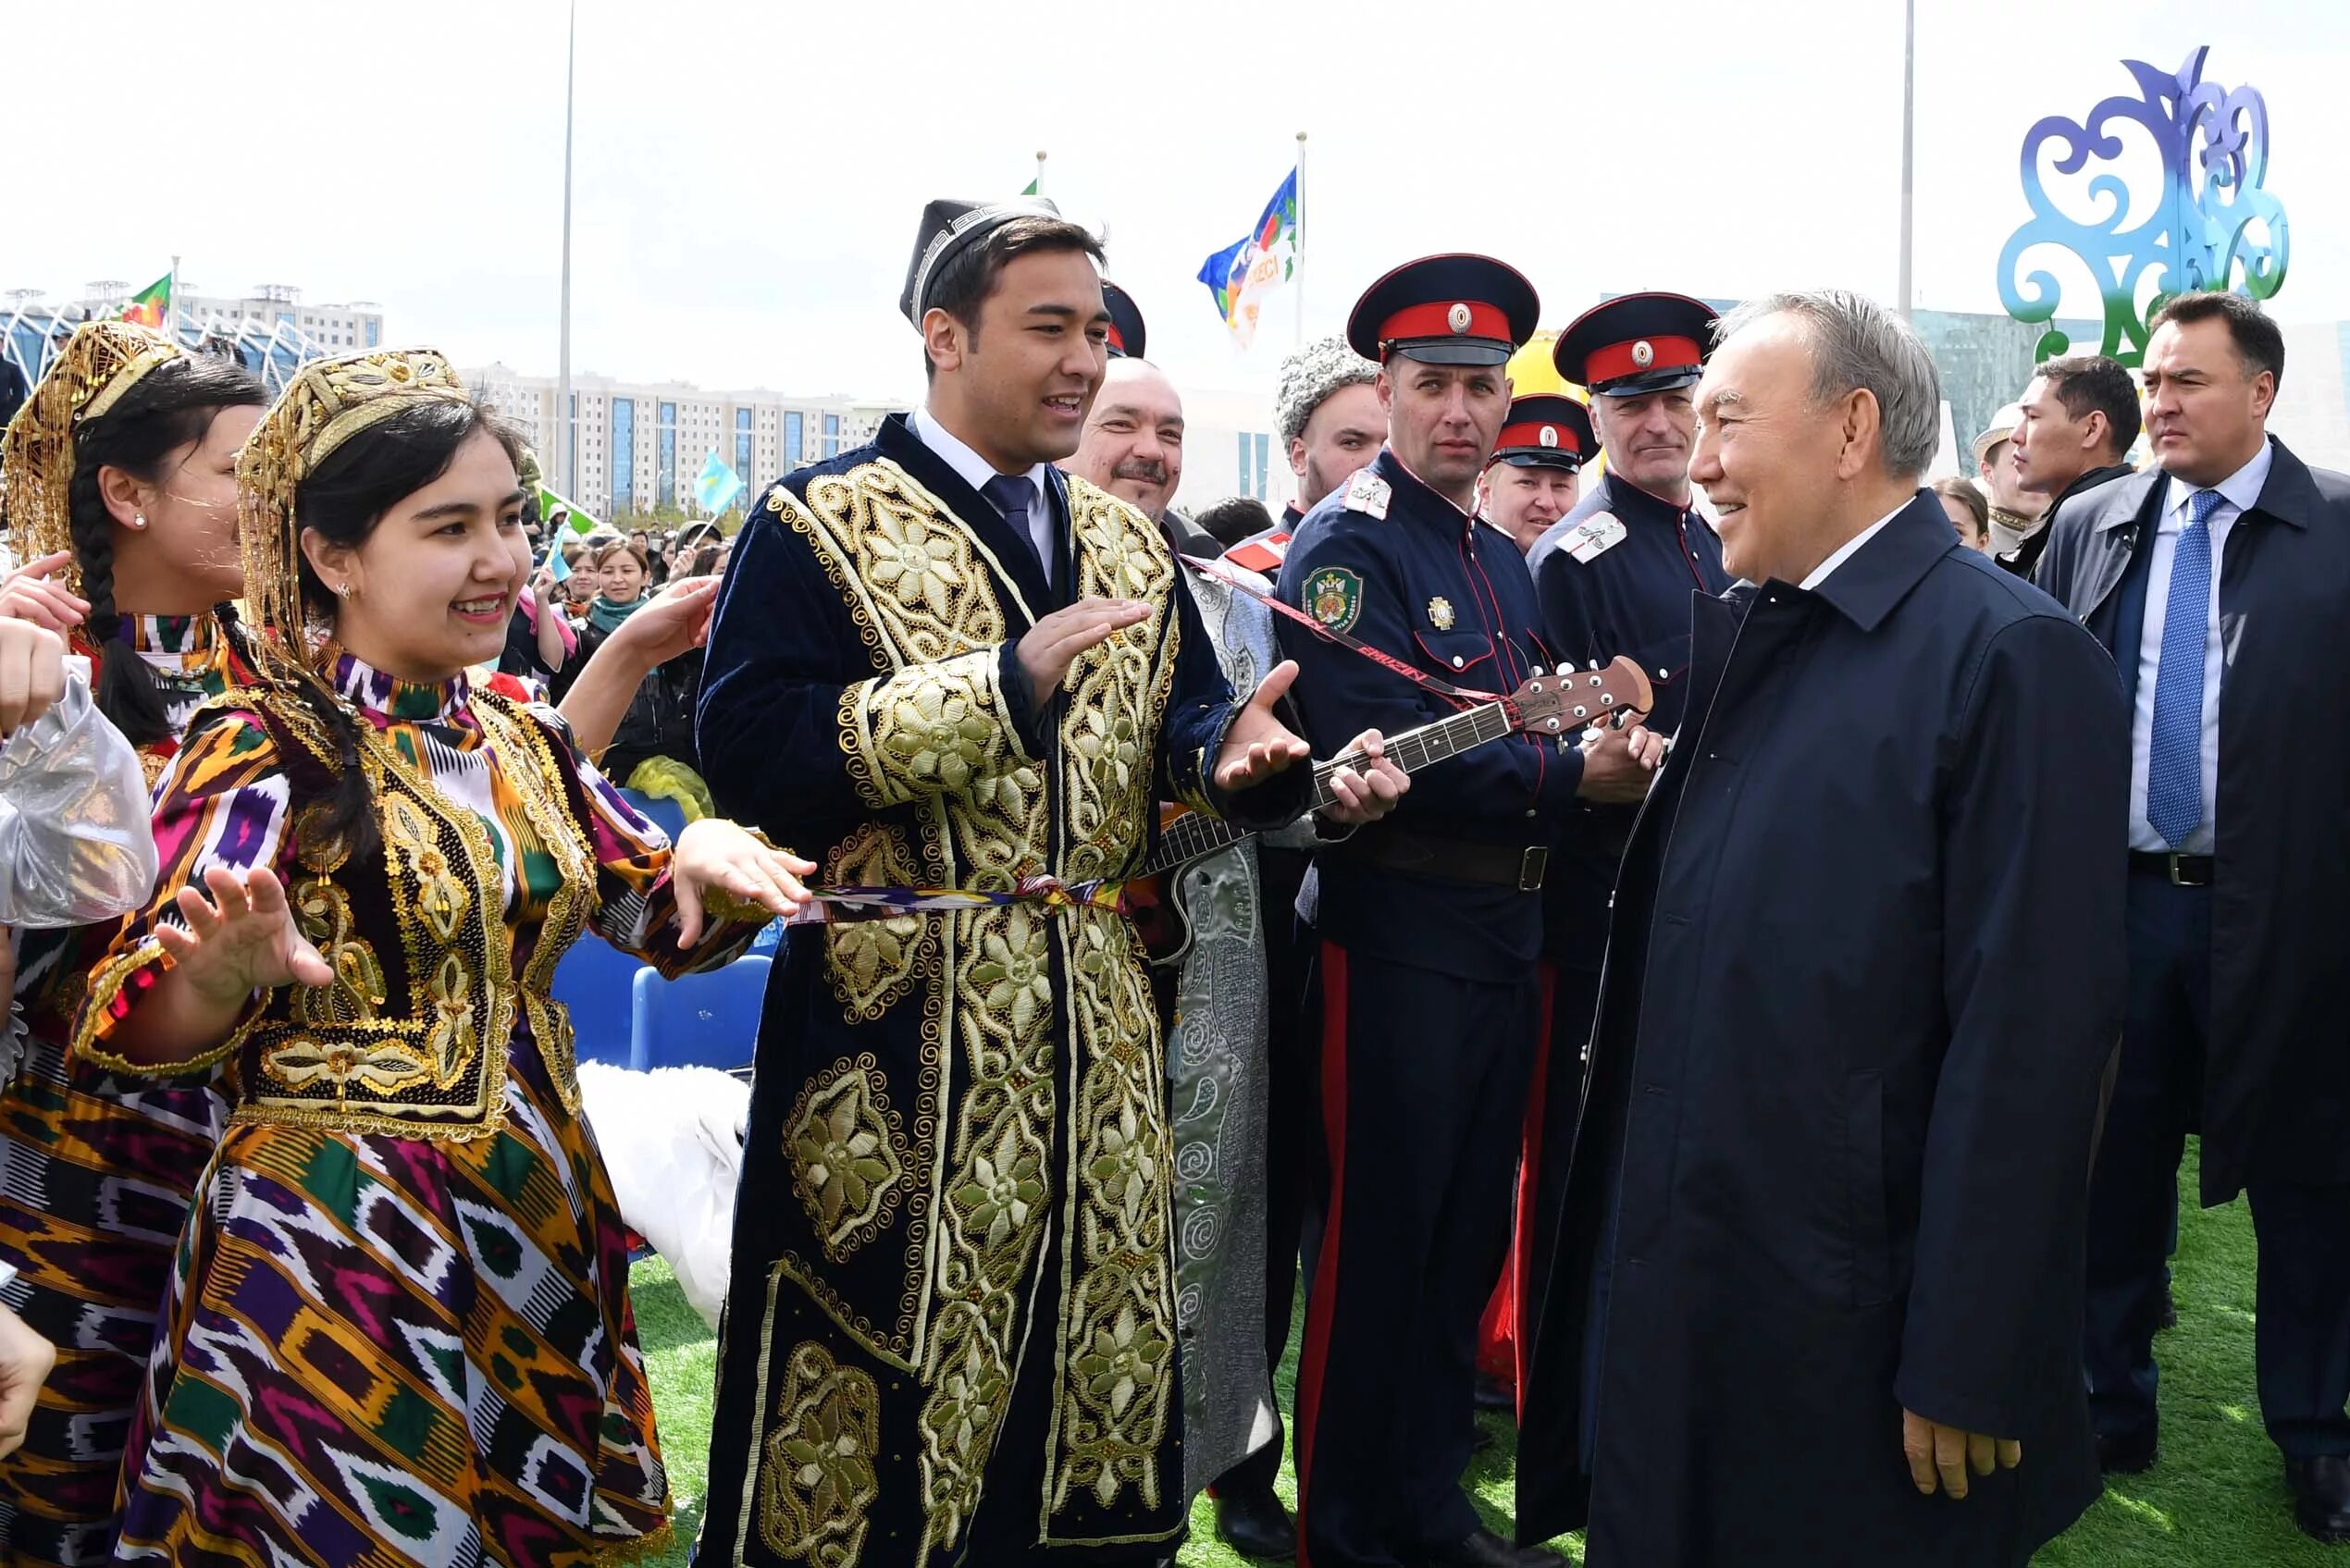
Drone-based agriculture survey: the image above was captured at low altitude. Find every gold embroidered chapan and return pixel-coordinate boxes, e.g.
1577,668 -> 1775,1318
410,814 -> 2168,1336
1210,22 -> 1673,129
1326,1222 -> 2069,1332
694,414 -> 1305,1566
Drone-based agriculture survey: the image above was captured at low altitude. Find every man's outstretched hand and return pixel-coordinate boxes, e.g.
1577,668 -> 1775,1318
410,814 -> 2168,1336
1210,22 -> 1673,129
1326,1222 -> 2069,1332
1212,661 -> 1407,825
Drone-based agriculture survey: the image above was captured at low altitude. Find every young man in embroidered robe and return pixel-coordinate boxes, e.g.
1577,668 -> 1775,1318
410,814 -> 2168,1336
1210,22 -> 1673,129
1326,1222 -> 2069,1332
693,198 -> 1404,1568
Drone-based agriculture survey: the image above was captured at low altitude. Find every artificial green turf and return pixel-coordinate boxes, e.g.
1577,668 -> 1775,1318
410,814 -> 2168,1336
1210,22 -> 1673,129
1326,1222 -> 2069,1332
631,1140 -> 2324,1565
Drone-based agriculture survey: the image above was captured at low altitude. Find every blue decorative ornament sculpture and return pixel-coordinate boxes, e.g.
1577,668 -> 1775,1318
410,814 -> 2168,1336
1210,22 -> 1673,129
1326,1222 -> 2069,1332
1999,45 -> 2288,366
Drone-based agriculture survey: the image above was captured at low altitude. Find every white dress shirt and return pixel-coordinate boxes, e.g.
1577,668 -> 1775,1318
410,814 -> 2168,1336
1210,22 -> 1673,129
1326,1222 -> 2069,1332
909,407 -> 1057,570
2126,442 -> 2272,855
1797,500 -> 1909,591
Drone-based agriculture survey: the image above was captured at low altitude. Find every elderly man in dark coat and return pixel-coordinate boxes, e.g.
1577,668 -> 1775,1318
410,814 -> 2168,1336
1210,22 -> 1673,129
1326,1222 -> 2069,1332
1515,288 -> 2129,1566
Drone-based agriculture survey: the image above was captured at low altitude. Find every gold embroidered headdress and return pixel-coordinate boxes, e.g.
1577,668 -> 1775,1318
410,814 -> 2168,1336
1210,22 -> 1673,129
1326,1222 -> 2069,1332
0,321 -> 183,590
236,347 -> 472,678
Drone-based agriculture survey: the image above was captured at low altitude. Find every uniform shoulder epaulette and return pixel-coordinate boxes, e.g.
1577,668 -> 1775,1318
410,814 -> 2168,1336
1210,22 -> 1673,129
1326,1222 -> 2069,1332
1223,530 -> 1291,574
1559,510 -> 1626,564
1342,468 -> 1391,521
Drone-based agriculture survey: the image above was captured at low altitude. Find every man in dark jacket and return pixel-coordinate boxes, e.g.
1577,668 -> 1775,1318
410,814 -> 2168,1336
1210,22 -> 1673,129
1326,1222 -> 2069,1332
2035,290 -> 2350,1543
1518,288 -> 2128,1567
1997,353 -> 2139,577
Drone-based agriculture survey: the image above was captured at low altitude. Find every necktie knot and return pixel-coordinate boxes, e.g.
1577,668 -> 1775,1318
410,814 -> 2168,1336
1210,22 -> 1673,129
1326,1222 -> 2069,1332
983,474 -> 1036,527
2187,488 -> 2222,529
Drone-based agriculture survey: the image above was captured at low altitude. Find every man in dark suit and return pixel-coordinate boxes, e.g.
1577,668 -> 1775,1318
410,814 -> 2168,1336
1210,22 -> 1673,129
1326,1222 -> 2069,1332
1518,288 -> 2127,1566
2035,290 -> 2350,1543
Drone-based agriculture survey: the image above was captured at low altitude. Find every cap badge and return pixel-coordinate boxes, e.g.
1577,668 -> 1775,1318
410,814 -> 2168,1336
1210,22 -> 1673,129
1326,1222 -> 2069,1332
1539,425 -> 1559,447
1631,340 -> 1655,368
1446,303 -> 1472,334
1428,596 -> 1456,631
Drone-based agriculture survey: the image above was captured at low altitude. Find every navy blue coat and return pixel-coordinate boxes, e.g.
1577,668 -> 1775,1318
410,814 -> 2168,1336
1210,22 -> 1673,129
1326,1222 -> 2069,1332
1519,495 -> 2127,1565
1274,448 -> 1578,981
1529,473 -> 1729,961
2034,438 -> 2350,1201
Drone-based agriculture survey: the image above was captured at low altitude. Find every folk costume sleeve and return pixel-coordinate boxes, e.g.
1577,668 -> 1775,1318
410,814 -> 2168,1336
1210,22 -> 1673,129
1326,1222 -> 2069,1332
521,698 -> 765,975
0,668 -> 159,928
74,709 -> 294,1076
698,495 -> 1041,841
1895,612 -> 2128,1437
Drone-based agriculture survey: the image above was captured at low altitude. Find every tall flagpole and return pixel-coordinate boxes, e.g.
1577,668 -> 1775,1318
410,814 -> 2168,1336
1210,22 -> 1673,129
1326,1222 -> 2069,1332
557,0 -> 578,496
1293,130 -> 1307,347
1898,0 -> 1915,320
1034,149 -> 1047,195
167,253 -> 180,338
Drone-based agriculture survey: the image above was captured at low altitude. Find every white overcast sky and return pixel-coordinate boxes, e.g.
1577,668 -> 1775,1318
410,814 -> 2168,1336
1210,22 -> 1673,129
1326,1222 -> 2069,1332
5,0 -> 2344,407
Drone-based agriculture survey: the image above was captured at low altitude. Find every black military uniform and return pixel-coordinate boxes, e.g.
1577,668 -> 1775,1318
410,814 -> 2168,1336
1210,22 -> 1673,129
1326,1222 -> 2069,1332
1275,254 -> 1569,1568
1520,294 -> 1729,1355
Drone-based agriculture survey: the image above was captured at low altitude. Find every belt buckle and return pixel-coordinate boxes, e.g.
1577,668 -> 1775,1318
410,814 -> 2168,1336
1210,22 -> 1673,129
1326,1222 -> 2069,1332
1518,846 -> 1550,893
2169,853 -> 2209,888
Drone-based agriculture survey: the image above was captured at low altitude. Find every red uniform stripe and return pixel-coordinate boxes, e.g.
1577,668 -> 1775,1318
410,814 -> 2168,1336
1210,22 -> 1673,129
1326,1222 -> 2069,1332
1514,963 -> 1558,1412
1294,941 -> 1352,1568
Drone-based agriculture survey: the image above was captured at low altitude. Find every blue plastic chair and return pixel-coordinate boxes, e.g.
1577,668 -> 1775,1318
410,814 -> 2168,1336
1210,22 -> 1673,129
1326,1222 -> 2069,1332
627,956 -> 772,1075
550,934 -> 646,1068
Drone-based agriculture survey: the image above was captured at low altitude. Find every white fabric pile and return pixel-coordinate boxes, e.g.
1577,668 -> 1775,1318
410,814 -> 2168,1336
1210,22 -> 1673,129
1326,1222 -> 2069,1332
577,1060 -> 749,1328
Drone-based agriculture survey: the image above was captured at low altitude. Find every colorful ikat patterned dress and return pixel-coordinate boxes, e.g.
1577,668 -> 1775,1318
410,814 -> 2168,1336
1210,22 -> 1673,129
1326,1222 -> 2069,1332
0,613 -> 246,1567
74,653 -> 758,1568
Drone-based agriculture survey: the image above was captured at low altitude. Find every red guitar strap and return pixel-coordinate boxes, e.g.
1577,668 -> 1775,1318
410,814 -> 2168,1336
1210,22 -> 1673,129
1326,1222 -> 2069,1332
1181,554 -> 1504,713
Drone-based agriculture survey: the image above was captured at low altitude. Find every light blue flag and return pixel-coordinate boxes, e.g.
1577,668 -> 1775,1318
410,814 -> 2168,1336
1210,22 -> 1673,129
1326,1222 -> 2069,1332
695,450 -> 746,515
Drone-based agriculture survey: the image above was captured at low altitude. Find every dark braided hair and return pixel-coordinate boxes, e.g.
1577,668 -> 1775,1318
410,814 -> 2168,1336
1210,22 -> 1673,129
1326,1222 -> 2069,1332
66,354 -> 266,746
288,399 -> 526,861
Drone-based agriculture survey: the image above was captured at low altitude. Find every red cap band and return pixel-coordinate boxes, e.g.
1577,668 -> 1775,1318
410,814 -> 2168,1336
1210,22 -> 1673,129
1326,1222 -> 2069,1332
1495,419 -> 1584,457
1585,334 -> 1703,388
1378,299 -> 1514,353
1105,323 -> 1128,353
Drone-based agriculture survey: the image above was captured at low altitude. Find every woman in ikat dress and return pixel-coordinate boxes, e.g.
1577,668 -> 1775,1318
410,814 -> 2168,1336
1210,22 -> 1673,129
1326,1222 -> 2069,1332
74,348 -> 814,1567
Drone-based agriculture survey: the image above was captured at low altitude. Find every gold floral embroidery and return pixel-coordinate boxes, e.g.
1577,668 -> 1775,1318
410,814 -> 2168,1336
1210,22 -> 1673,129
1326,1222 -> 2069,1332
916,905 -> 1057,1552
970,904 -> 1052,1040
384,793 -> 469,943
290,877 -> 387,1027
425,949 -> 476,1085
1035,487 -> 1186,1525
262,1032 -> 432,1099
1048,906 -> 1179,1520
839,648 -> 1020,811
757,1342 -> 881,1567
860,507 -> 966,620
787,1059 -> 908,1261
822,824 -> 934,1024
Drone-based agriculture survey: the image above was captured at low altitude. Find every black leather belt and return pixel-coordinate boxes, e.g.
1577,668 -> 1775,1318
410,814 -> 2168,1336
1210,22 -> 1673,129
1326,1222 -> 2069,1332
1334,831 -> 1549,891
2129,850 -> 2213,887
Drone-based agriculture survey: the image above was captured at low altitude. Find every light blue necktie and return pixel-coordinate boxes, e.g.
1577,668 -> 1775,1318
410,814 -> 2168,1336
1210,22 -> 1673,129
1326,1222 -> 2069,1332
2146,488 -> 2221,847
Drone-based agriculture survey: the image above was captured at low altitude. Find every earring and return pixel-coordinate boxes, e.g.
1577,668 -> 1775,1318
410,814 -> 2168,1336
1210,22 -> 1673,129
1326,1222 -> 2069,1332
130,512 -> 147,529
334,582 -> 353,599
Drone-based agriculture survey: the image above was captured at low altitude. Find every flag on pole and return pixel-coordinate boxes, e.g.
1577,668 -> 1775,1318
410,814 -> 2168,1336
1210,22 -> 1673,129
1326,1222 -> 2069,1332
1196,167 -> 1300,350
694,451 -> 746,515
539,483 -> 600,537
118,272 -> 171,329
1021,176 -> 1040,195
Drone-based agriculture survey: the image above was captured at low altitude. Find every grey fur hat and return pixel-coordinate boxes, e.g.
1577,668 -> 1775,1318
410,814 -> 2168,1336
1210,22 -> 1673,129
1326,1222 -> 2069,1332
1275,335 -> 1379,448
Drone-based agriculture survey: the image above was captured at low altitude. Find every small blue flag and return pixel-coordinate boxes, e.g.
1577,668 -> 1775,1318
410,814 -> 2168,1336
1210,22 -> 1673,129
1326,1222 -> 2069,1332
695,451 -> 746,515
